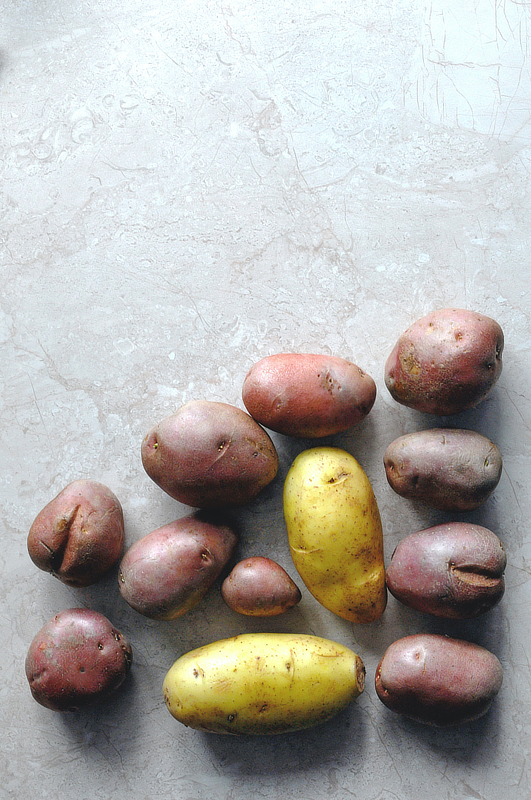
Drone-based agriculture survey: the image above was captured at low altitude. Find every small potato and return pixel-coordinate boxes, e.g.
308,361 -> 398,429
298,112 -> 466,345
118,513 -> 237,620
221,557 -> 302,617
242,353 -> 376,437
384,428 -> 503,511
384,308 -> 504,415
386,522 -> 506,619
27,480 -> 125,587
141,400 -> 279,508
25,608 -> 133,712
375,633 -> 503,725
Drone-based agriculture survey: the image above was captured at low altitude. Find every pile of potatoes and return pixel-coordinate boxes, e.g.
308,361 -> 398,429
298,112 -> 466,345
25,308 -> 506,732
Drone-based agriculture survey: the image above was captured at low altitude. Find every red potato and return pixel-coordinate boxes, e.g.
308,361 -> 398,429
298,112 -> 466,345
221,557 -> 302,616
242,353 -> 376,438
27,480 -> 125,587
375,633 -> 503,725
25,608 -> 132,712
141,400 -> 279,508
386,522 -> 506,619
384,308 -> 504,415
118,514 -> 237,620
383,428 -> 503,511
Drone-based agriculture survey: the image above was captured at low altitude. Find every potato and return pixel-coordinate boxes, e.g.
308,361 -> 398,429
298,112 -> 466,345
384,308 -> 504,415
25,608 -> 132,712
163,633 -> 365,734
386,522 -> 506,619
141,400 -> 279,508
118,513 -> 237,620
27,480 -> 125,587
375,633 -> 503,725
384,428 -> 503,511
242,353 -> 376,437
283,447 -> 386,623
221,557 -> 302,617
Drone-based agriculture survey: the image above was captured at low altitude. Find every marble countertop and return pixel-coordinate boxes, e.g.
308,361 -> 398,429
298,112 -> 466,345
1,1 -> 530,798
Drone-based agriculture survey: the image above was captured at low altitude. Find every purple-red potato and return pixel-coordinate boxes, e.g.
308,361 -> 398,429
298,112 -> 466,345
118,514 -> 237,620
27,480 -> 125,587
384,308 -> 504,415
386,522 -> 506,619
242,353 -> 376,438
384,428 -> 503,511
221,557 -> 302,617
375,633 -> 503,725
141,401 -> 279,508
25,608 -> 133,712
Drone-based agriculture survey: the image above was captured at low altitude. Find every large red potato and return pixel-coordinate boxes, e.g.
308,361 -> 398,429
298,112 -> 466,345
384,309 -> 504,415
141,401 -> 278,508
383,428 -> 503,511
375,634 -> 503,725
25,608 -> 133,712
27,480 -> 125,587
118,514 -> 237,620
386,522 -> 506,619
242,353 -> 376,437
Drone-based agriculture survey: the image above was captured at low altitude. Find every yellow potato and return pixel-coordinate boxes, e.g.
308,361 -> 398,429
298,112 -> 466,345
163,633 -> 365,735
283,447 -> 386,623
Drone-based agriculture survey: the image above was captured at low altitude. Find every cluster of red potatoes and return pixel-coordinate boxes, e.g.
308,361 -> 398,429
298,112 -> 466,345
24,308 -> 507,732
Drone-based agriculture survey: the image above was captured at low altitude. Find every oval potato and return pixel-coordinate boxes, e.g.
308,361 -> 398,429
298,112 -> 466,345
118,513 -> 237,620
221,557 -> 302,617
384,428 -> 503,511
163,633 -> 365,734
375,633 -> 503,725
242,353 -> 376,437
25,608 -> 133,712
386,522 -> 506,619
141,400 -> 279,508
27,480 -> 125,587
283,447 -> 386,623
384,308 -> 504,415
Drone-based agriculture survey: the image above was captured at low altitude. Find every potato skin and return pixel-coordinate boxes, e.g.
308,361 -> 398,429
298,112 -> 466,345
386,523 -> 506,619
384,428 -> 503,511
118,514 -> 237,620
242,353 -> 376,437
221,557 -> 302,617
25,608 -> 133,712
141,400 -> 279,508
27,480 -> 125,587
384,308 -> 504,415
283,447 -> 386,623
375,634 -> 503,725
163,633 -> 365,735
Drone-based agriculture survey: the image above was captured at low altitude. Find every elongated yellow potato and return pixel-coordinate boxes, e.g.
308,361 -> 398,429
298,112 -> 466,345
163,633 -> 365,735
284,447 -> 386,623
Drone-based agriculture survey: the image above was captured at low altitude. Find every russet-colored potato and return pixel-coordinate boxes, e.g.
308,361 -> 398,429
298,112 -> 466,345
384,308 -> 503,415
242,353 -> 376,437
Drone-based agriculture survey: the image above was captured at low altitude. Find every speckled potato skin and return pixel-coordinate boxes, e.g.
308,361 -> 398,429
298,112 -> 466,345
118,514 -> 237,620
25,608 -> 133,712
242,353 -> 376,437
375,634 -> 503,725
221,557 -> 302,617
141,400 -> 279,508
27,480 -> 125,587
386,522 -> 506,619
163,633 -> 365,735
384,308 -> 504,415
283,447 -> 386,623
384,428 -> 503,511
